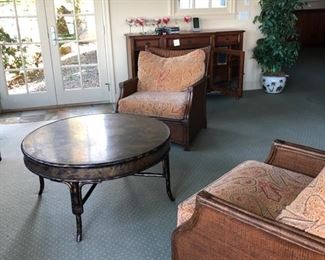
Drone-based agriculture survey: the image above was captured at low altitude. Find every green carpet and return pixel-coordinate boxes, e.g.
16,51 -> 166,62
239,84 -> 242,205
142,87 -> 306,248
0,48 -> 324,260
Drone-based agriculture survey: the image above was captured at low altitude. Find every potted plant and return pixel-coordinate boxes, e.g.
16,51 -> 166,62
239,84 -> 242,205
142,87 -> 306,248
253,0 -> 304,93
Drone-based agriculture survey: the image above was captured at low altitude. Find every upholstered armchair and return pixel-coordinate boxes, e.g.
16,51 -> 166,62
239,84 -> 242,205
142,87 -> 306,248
172,140 -> 325,259
116,46 -> 211,151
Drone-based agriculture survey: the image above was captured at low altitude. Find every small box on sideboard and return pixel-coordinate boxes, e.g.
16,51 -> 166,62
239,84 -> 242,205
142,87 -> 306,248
125,30 -> 245,97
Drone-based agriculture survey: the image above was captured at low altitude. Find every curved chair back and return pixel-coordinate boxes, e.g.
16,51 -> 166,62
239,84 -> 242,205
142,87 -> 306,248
145,45 -> 211,77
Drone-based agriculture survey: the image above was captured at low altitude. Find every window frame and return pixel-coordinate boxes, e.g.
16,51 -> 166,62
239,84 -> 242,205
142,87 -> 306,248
171,0 -> 235,16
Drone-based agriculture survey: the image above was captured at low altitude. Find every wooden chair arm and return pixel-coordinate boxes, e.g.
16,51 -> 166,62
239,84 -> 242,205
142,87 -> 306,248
172,191 -> 325,260
187,77 -> 208,95
115,78 -> 138,112
119,78 -> 138,98
265,139 -> 325,178
184,77 -> 207,121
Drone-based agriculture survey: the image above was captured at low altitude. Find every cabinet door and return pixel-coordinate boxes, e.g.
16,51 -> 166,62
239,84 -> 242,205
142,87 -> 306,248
211,48 -> 245,97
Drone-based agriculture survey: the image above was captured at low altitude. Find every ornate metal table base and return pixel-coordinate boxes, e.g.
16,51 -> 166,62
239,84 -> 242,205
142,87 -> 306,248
37,154 -> 174,242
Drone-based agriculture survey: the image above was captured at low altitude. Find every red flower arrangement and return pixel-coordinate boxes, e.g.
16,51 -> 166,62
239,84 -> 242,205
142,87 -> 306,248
135,17 -> 146,27
125,16 -> 194,34
183,16 -> 192,23
154,18 -> 162,26
162,16 -> 170,25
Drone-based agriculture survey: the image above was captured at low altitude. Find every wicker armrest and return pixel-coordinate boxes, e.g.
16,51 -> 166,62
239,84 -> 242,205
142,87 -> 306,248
184,77 -> 207,121
119,78 -> 138,99
187,77 -> 208,93
115,78 -> 138,113
172,190 -> 325,259
265,139 -> 325,178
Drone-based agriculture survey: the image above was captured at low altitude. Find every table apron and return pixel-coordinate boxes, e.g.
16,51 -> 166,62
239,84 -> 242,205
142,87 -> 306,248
23,141 -> 170,183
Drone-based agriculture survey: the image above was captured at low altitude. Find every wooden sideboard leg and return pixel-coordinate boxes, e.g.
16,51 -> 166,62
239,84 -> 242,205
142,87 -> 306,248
38,176 -> 44,195
184,144 -> 191,151
68,182 -> 84,242
163,154 -> 175,201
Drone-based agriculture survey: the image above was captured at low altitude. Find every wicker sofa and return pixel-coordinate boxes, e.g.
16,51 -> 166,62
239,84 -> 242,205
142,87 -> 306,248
172,140 -> 325,259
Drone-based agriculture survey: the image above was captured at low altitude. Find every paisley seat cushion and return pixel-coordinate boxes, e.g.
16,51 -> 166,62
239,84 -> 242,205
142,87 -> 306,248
118,91 -> 188,120
177,160 -> 313,226
276,167 -> 325,239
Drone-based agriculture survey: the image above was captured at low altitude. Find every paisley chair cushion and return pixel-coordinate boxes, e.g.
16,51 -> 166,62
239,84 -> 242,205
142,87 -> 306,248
177,160 -> 313,226
137,49 -> 205,92
118,91 -> 188,120
277,167 -> 325,239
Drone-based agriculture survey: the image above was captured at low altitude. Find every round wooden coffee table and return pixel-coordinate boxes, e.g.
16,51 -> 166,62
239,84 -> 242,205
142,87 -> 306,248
21,113 -> 174,242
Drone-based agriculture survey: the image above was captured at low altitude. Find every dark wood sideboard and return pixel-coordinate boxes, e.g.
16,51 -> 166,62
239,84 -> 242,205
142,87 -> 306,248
125,30 -> 245,97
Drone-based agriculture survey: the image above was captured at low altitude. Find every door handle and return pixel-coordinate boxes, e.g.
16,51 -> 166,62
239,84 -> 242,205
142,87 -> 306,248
50,26 -> 57,46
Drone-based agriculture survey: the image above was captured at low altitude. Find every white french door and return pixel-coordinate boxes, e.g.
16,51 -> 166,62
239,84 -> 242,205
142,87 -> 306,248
0,0 -> 111,110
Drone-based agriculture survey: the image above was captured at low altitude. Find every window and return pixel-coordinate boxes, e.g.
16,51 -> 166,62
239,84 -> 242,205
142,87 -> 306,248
179,0 -> 227,9
172,0 -> 234,16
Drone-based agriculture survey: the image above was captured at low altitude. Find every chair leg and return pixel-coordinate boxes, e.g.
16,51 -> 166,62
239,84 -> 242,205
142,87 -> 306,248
204,118 -> 207,129
183,127 -> 191,151
184,144 -> 190,151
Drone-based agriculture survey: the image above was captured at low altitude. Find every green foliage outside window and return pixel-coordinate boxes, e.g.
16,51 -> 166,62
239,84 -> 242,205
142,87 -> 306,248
56,0 -> 85,41
0,27 -> 26,72
0,27 -> 43,88
56,5 -> 73,39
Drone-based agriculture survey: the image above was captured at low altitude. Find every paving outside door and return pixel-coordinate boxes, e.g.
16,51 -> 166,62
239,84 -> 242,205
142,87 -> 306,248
0,0 -> 111,110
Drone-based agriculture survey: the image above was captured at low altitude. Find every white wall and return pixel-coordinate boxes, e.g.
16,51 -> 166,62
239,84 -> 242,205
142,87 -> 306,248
108,0 -> 262,100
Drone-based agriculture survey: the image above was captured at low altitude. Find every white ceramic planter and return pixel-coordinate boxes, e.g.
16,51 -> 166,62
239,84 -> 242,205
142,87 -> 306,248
262,74 -> 288,94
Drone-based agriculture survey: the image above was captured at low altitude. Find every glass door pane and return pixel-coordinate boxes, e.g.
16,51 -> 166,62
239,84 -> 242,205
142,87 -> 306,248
46,0 -> 110,105
0,0 -> 45,95
0,0 -> 56,109
54,0 -> 100,91
0,0 -> 111,109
